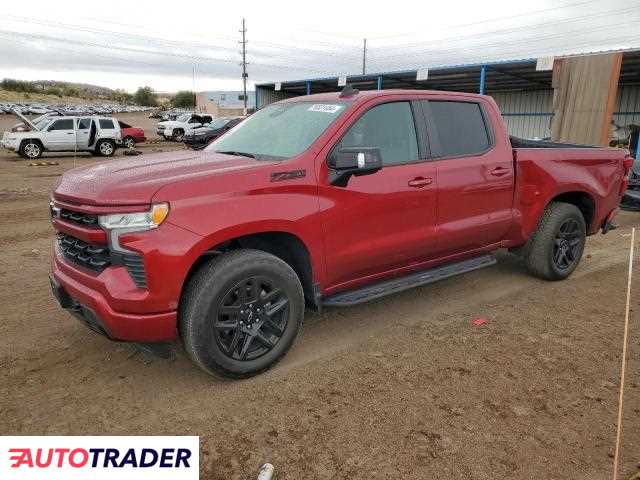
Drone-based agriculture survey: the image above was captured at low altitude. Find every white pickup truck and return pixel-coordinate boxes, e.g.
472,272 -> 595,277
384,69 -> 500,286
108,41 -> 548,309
156,113 -> 213,142
1,111 -> 122,159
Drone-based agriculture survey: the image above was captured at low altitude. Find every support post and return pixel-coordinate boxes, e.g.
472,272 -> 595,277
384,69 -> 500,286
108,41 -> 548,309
377,75 -> 383,90
306,81 -> 311,96
479,66 -> 486,95
255,89 -> 259,111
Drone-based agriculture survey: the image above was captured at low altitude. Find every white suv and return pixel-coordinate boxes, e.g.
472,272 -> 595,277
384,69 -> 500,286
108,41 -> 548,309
156,113 -> 212,142
1,111 -> 122,159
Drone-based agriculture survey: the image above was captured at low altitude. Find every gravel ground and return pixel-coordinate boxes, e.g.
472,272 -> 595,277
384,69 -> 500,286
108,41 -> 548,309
1,112 -> 639,479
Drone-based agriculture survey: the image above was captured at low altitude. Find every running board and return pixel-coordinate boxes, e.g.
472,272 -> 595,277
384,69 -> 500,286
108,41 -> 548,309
322,255 -> 497,307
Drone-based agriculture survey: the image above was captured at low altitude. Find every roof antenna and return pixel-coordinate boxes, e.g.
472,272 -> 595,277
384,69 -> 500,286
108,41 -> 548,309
339,84 -> 359,98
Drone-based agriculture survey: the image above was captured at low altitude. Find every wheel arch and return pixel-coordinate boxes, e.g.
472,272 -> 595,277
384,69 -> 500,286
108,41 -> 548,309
548,190 -> 596,232
19,138 -> 44,150
181,230 -> 318,312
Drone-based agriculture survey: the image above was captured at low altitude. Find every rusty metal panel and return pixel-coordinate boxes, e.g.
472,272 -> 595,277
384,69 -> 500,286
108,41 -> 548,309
550,53 -> 623,145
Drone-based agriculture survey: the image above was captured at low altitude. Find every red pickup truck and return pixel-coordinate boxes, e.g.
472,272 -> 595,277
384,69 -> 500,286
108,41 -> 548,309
49,88 -> 631,378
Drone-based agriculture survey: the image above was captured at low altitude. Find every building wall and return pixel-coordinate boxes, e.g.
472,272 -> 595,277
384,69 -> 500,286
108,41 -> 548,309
492,85 -> 640,139
490,90 -> 554,139
196,91 -> 255,116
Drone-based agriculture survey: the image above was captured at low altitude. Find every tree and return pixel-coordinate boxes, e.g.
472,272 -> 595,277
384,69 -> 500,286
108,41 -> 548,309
133,86 -> 158,107
171,90 -> 195,108
111,89 -> 134,104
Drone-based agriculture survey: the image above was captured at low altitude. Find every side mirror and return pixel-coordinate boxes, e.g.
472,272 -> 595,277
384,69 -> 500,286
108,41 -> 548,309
328,147 -> 382,186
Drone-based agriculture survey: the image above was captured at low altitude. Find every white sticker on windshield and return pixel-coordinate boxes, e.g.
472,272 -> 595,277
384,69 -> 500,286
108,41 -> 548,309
307,104 -> 343,114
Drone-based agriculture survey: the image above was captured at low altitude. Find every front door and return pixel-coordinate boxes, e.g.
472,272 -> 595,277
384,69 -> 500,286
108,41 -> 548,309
75,118 -> 93,149
319,100 -> 438,290
45,118 -> 76,151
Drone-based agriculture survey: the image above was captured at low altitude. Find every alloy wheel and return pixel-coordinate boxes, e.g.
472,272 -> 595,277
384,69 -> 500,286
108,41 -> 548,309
100,142 -> 114,155
214,276 -> 289,361
552,218 -> 582,270
24,143 -> 40,158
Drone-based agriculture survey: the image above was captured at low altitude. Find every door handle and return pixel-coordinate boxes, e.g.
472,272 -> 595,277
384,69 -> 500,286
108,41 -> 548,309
408,177 -> 433,188
66,132 -> 75,135
489,166 -> 510,177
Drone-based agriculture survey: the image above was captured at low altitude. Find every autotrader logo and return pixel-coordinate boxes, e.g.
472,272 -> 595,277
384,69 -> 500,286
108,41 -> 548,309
1,436 -> 199,480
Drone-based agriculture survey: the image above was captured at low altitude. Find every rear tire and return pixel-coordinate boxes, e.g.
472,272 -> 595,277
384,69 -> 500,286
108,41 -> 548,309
19,140 -> 43,159
123,136 -> 135,149
173,129 -> 184,142
180,250 -> 304,379
96,139 -> 115,157
521,202 -> 586,280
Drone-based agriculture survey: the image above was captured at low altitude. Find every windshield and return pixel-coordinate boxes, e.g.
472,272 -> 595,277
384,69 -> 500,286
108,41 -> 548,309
34,117 -> 53,131
207,102 -> 348,160
208,118 -> 231,129
177,113 -> 191,122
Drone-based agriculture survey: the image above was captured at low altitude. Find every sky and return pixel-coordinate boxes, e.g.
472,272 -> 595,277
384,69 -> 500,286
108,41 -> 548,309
0,0 -> 639,93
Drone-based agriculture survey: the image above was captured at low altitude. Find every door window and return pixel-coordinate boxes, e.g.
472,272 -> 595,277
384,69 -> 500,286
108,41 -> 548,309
337,102 -> 418,166
98,119 -> 114,129
427,101 -> 491,157
48,119 -> 74,131
77,118 -> 91,129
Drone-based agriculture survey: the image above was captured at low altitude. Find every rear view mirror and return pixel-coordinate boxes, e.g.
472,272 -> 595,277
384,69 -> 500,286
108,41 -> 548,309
328,147 -> 382,186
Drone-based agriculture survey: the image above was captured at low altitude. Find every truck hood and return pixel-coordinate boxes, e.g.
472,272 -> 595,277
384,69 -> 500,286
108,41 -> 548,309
54,150 -> 274,206
10,109 -> 38,131
157,121 -> 182,128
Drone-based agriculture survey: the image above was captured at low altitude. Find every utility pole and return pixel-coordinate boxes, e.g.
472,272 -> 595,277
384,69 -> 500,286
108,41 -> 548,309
362,38 -> 367,75
240,18 -> 248,115
192,63 -> 197,111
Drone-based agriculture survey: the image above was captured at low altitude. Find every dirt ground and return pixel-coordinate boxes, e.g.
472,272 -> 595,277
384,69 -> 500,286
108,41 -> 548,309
1,112 -> 639,479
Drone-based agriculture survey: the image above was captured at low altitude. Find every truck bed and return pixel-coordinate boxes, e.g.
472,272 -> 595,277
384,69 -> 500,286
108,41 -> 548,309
510,136 -> 600,149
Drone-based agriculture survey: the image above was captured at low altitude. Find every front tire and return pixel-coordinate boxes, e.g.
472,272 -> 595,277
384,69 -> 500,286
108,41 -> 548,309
180,250 -> 304,379
19,140 -> 43,159
173,129 -> 184,142
96,139 -> 115,157
522,202 -> 586,280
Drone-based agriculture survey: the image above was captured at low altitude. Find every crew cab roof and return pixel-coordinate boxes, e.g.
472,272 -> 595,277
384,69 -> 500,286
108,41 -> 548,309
277,88 -> 487,106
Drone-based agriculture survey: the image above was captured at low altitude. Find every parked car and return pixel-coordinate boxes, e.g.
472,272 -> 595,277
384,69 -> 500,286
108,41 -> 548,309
156,113 -> 212,142
183,116 -> 244,150
2,110 -> 121,159
118,120 -> 146,148
49,88 -> 630,379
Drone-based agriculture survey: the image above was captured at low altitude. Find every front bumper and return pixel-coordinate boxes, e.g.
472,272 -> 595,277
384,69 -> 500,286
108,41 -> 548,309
183,136 -> 208,148
1,139 -> 18,151
50,256 -> 177,342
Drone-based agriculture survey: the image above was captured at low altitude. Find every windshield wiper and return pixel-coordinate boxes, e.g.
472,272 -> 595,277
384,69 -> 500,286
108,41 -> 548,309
216,150 -> 255,158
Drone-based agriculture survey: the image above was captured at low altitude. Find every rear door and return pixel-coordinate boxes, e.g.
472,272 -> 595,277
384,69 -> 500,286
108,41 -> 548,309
97,118 -> 117,141
421,99 -> 514,256
45,118 -> 76,151
319,99 -> 438,289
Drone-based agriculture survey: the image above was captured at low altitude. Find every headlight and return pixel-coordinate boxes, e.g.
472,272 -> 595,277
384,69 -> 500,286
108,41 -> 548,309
99,203 -> 169,252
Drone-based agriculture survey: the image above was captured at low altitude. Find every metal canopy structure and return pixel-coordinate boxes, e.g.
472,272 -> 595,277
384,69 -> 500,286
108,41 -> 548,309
255,49 -> 640,109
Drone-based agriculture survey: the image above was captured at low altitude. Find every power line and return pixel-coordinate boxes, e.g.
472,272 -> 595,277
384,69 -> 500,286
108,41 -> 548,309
369,0 -> 606,41
369,3 -> 640,59
0,14 -> 363,64
368,14 -> 640,67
